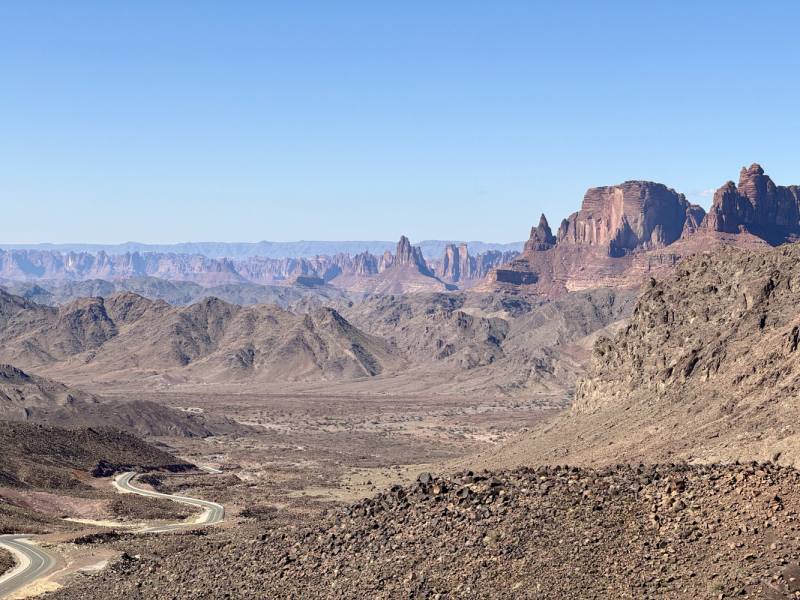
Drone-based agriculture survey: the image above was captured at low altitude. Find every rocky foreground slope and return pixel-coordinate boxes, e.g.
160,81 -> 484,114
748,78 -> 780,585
48,461 -> 800,599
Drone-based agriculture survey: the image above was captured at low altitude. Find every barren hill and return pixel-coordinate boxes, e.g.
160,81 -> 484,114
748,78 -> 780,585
473,242 -> 800,470
0,290 -> 405,384
335,288 -> 637,396
0,364 -> 229,437
0,420 -> 192,490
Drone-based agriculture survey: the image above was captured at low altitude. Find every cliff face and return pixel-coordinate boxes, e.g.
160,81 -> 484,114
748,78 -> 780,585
431,244 -> 520,288
473,183 -> 700,298
476,164 -> 800,299
394,236 -> 431,274
701,164 -> 800,244
557,181 -> 701,257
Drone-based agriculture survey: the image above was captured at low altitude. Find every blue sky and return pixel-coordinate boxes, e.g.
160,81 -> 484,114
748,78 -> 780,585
2,1 -> 799,244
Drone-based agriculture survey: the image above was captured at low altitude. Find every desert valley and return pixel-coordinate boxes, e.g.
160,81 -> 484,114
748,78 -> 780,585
3,163 -> 800,598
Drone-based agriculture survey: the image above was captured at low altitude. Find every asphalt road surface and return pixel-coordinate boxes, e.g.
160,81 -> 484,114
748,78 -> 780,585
0,535 -> 56,599
0,470 -> 224,597
115,471 -> 225,533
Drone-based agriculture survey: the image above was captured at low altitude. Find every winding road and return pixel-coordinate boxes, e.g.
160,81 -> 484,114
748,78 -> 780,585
114,471 -> 225,533
0,470 -> 224,597
0,535 -> 56,599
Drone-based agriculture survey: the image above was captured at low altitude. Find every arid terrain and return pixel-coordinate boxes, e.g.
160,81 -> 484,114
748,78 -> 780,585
5,163 -> 800,599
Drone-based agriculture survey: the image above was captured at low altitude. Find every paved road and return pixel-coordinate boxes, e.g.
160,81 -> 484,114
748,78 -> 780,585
197,466 -> 223,474
0,535 -> 56,599
115,472 -> 225,533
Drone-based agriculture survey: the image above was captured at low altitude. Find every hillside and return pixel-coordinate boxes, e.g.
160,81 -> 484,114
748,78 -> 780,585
0,364 -> 234,437
336,288 -> 637,395
0,291 -> 405,384
0,421 -> 193,490
472,242 -> 800,471
0,276 -> 357,309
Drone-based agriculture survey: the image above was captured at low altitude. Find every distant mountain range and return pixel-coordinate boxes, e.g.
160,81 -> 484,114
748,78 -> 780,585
0,239 -> 525,260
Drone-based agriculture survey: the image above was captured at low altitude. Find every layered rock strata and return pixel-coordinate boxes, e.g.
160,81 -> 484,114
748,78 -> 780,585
701,163 -> 800,244
476,164 -> 800,299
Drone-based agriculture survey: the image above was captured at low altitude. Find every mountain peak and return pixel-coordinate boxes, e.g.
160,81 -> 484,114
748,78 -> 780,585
524,214 -> 556,252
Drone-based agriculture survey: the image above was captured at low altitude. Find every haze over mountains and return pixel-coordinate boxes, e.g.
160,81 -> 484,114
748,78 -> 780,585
0,239 -> 524,261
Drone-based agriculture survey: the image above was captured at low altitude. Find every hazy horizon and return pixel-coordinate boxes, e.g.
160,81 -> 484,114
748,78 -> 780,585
3,1 -> 799,244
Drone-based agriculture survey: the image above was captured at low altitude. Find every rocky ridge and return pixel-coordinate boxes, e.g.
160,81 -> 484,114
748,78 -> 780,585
469,242 -> 800,473
0,290 -> 406,385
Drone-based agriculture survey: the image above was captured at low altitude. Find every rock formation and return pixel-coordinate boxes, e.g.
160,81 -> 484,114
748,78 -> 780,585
701,163 -> 800,245
337,237 -> 451,294
430,244 -> 519,289
523,214 -> 556,252
393,236 -> 431,274
475,164 -> 800,298
556,181 -> 699,256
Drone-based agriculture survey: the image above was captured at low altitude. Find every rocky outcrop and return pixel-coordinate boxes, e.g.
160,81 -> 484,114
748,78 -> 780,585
701,163 -> 800,245
431,244 -> 519,288
523,214 -> 556,252
557,181 -> 703,257
393,236 -> 431,274
341,237 -> 450,294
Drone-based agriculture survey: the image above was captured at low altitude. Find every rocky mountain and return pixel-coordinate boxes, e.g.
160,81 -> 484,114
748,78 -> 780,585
476,242 -> 800,471
701,163 -> 800,245
0,276 -> 357,310
0,290 -> 405,384
335,287 -> 637,395
0,238 -> 519,292
476,163 -> 798,299
334,237 -> 453,294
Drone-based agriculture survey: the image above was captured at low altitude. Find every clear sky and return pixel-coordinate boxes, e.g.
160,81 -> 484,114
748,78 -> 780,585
2,1 -> 799,244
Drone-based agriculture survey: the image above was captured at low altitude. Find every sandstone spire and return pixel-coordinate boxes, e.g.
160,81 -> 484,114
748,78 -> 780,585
523,214 -> 556,252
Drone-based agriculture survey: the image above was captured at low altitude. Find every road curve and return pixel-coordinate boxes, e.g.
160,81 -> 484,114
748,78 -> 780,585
115,472 -> 225,533
0,535 -> 56,599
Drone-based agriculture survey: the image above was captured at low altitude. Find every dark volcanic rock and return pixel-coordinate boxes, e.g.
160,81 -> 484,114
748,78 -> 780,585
44,461 -> 800,599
